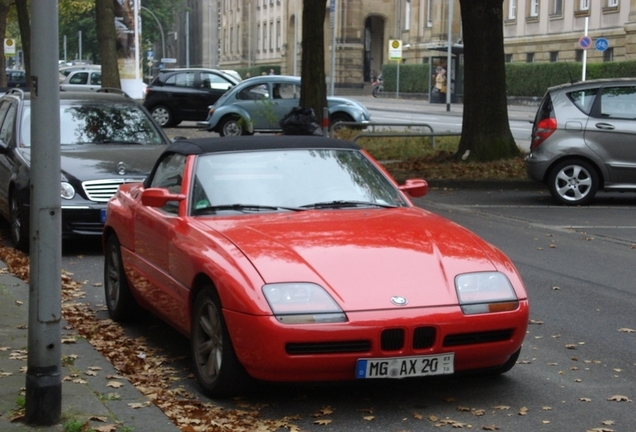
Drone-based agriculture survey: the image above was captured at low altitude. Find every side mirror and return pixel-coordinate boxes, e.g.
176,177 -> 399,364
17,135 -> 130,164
141,188 -> 186,208
399,179 -> 428,198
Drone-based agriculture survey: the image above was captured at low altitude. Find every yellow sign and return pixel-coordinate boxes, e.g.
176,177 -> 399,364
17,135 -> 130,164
4,38 -> 16,55
389,39 -> 402,61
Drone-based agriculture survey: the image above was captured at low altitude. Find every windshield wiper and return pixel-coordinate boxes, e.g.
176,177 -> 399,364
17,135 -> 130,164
300,200 -> 398,209
193,203 -> 306,215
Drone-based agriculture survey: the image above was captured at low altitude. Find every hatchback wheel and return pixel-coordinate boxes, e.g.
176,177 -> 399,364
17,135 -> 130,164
104,235 -> 140,321
9,191 -> 28,252
548,159 -> 599,206
191,286 -> 250,397
150,105 -> 175,127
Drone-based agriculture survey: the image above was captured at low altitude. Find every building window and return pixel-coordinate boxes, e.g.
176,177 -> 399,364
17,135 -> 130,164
263,22 -> 267,52
269,20 -> 273,51
575,49 -> 584,62
549,51 -> 559,62
607,0 -> 618,7
579,0 -> 589,10
603,47 -> 614,62
552,0 -> 563,15
508,0 -> 516,19
526,52 -> 534,63
405,0 -> 411,31
505,54 -> 513,63
237,24 -> 240,54
257,23 -> 261,53
529,0 -> 539,17
230,26 -> 234,54
276,20 -> 281,51
426,0 -> 433,26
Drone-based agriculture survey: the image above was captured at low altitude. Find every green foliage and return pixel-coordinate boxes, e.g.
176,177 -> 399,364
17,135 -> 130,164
382,60 -> 636,98
63,418 -> 91,432
235,65 -> 280,79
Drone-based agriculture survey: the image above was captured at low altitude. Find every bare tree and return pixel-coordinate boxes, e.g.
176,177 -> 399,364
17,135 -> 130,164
95,0 -> 121,89
0,1 -> 9,88
15,0 -> 30,88
457,0 -> 519,161
299,0 -> 327,123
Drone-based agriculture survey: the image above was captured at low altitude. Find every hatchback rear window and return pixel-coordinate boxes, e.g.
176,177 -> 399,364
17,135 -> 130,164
567,88 -> 597,114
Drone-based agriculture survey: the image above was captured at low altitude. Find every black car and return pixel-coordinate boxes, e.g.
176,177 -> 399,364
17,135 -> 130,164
4,69 -> 27,88
0,88 -> 170,251
143,68 -> 239,127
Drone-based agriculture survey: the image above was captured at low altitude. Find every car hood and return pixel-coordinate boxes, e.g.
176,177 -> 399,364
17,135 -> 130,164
327,96 -> 370,115
206,208 -> 502,311
21,144 -> 167,181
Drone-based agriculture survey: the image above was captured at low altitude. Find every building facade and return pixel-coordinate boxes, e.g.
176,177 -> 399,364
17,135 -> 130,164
164,0 -> 636,85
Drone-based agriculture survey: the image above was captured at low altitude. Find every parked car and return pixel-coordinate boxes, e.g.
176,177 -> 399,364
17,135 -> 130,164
143,68 -> 239,127
59,64 -> 101,82
526,78 -> 636,205
197,75 -> 371,136
103,135 -> 529,397
60,68 -> 102,92
0,88 -> 170,251
4,69 -> 27,88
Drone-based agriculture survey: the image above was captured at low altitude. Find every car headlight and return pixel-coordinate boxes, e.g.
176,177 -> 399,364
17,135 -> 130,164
61,182 -> 75,200
262,282 -> 347,324
455,272 -> 519,315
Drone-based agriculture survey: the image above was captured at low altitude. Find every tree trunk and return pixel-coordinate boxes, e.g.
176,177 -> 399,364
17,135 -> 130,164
457,0 -> 519,162
96,0 -> 121,89
0,2 -> 9,88
299,0 -> 327,123
15,0 -> 31,88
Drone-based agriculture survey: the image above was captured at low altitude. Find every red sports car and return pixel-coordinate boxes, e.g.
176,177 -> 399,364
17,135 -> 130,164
103,136 -> 529,397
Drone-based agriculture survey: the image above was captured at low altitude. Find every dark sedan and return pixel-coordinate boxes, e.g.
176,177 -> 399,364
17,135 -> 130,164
0,89 -> 170,251
143,68 -> 239,127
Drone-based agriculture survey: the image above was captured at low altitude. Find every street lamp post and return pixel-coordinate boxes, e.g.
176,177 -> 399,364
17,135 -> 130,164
140,6 -> 166,62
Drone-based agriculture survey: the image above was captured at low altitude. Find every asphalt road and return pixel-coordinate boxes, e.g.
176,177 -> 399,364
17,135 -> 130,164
41,185 -> 636,432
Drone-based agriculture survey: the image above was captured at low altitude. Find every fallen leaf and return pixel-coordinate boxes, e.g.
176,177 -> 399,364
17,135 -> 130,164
107,381 -> 124,388
601,420 -> 616,425
518,407 -> 529,415
618,328 -> 635,333
580,397 -> 592,402
607,395 -> 632,402
363,415 -> 375,421
313,419 -> 332,425
565,344 -> 577,349
482,425 -> 499,431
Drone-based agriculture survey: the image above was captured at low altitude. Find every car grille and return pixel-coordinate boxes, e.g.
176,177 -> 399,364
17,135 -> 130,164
285,327 -> 438,356
286,341 -> 371,355
443,329 -> 514,347
82,178 -> 145,202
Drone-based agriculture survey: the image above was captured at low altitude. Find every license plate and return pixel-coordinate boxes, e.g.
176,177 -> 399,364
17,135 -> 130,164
100,209 -> 107,223
355,353 -> 454,379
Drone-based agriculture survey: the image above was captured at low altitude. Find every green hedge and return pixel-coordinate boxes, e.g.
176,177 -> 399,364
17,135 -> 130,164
234,65 -> 280,80
381,60 -> 636,98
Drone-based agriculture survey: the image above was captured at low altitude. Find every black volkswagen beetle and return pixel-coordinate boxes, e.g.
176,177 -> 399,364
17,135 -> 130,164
0,89 -> 170,251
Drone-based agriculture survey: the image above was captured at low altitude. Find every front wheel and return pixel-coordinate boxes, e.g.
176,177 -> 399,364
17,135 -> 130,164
548,159 -> 599,206
372,85 -> 381,98
191,286 -> 250,397
104,235 -> 140,322
9,190 -> 28,252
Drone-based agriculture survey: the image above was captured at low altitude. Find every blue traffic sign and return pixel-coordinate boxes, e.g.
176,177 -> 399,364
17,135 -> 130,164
595,38 -> 609,52
579,36 -> 592,50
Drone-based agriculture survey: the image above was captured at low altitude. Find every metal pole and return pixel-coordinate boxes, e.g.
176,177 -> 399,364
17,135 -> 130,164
446,0 -> 453,111
78,30 -> 82,61
293,0 -> 298,76
186,11 -> 190,67
26,0 -> 62,425
329,0 -> 336,95
133,0 -> 140,81
582,17 -> 588,81
140,6 -> 166,61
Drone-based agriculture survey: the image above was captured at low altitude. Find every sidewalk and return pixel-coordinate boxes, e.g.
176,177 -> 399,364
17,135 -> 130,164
0,263 -> 179,432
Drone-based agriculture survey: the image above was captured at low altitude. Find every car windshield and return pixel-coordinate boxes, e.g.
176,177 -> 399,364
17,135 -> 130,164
20,103 -> 166,147
190,148 -> 408,214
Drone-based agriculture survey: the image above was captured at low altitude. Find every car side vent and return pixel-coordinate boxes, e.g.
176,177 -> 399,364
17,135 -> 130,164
443,329 -> 514,347
381,328 -> 404,351
413,326 -> 436,349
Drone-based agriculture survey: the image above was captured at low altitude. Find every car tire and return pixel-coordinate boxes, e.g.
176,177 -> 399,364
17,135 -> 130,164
104,235 -> 141,322
548,159 -> 599,206
9,190 -> 29,252
191,286 -> 250,397
218,116 -> 245,137
150,105 -> 176,128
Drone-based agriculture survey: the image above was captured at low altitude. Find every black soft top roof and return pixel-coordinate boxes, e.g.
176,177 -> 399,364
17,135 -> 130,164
164,136 -> 360,155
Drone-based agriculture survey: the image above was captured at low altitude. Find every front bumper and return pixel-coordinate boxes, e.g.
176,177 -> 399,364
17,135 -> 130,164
224,301 -> 529,382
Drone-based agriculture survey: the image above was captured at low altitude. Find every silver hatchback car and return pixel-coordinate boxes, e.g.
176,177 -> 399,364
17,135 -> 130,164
526,78 -> 636,205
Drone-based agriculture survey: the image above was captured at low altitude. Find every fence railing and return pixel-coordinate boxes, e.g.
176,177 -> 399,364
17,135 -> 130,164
329,122 -> 461,149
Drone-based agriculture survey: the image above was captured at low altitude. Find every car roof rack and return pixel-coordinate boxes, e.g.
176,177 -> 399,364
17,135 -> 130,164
97,87 -> 131,98
5,88 -> 25,99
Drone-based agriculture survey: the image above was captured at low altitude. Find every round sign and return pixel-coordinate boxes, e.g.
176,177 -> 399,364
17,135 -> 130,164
391,40 -> 400,49
595,38 -> 609,52
579,36 -> 592,50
